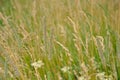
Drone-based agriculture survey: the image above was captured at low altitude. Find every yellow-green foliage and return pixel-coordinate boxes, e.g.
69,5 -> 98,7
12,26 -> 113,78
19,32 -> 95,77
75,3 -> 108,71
0,0 -> 120,80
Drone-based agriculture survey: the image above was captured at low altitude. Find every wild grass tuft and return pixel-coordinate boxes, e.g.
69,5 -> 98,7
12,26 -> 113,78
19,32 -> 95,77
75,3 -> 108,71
0,0 -> 120,80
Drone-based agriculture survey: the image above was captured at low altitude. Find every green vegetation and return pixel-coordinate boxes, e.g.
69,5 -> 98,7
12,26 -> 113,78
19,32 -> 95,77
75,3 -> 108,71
0,0 -> 120,80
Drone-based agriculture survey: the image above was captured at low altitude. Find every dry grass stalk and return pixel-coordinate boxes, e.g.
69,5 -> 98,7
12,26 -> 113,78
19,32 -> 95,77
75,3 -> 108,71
93,36 -> 106,69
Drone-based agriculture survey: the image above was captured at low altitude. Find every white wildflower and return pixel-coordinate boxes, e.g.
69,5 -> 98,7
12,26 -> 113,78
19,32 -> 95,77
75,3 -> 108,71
61,66 -> 70,73
31,60 -> 44,68
78,76 -> 86,80
96,72 -> 106,80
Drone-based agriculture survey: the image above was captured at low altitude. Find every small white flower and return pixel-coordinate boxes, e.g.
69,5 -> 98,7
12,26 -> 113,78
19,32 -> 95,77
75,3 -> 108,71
78,76 -> 86,80
31,60 -> 44,68
96,72 -> 106,80
61,66 -> 70,73
96,72 -> 105,77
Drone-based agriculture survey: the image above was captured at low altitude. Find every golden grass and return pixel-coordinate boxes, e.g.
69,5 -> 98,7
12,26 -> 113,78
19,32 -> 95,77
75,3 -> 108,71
0,0 -> 120,80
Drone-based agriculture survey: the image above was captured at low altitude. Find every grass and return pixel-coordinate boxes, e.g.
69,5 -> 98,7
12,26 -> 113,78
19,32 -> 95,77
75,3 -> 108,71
0,0 -> 120,80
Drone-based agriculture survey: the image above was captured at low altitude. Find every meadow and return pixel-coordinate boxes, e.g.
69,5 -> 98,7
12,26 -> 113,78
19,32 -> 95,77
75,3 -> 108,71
0,0 -> 120,80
